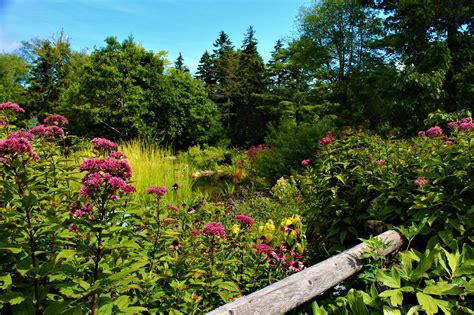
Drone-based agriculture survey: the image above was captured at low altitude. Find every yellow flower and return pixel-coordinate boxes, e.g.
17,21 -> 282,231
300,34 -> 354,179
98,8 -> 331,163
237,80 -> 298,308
231,224 -> 240,235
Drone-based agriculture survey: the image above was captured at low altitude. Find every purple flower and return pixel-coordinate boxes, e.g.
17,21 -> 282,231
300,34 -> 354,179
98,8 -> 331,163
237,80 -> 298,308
319,137 -> 333,146
301,159 -> 311,168
7,131 -> 34,141
426,126 -> 443,137
0,136 -> 39,162
44,114 -> 68,127
80,156 -> 132,180
109,151 -> 127,160
74,209 -> 86,217
147,186 -> 168,198
68,224 -> 78,232
190,229 -> 201,236
252,243 -> 272,254
91,137 -> 117,152
415,177 -> 430,187
203,222 -> 226,238
0,102 -> 25,113
375,159 -> 385,166
235,214 -> 255,226
30,125 -> 64,139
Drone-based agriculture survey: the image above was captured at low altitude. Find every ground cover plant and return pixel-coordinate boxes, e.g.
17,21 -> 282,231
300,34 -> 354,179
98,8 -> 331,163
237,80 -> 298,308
0,104 -> 308,314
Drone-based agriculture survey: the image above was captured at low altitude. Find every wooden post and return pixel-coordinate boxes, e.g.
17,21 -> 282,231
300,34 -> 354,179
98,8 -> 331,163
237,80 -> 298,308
208,230 -> 402,315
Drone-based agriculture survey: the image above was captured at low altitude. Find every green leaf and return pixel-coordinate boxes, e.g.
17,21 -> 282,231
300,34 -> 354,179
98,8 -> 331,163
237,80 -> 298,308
423,281 -> 462,296
0,247 -> 23,254
383,305 -> 401,315
0,274 -> 12,290
416,292 -> 438,315
44,301 -> 71,315
55,249 -> 78,262
379,289 -> 403,306
376,268 -> 400,289
217,281 -> 241,293
0,291 -> 26,305
347,289 -> 369,315
311,301 -> 329,315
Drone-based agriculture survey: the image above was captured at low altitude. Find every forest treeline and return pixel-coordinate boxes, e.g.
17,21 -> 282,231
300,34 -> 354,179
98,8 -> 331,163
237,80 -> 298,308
1,0 -> 472,148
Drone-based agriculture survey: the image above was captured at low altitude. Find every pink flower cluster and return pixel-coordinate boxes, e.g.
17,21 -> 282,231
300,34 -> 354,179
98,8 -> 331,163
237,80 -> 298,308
415,177 -> 430,187
448,117 -> 474,131
69,200 -> 93,218
235,214 -> 255,226
166,205 -> 180,211
0,102 -> 25,113
247,144 -> 271,158
79,150 -> 135,197
425,126 -> 443,137
0,132 -> 39,162
44,114 -> 68,127
301,159 -> 311,168
147,186 -> 168,198
319,137 -> 333,146
203,221 -> 226,238
252,243 -> 272,254
30,125 -> 65,139
91,137 -> 117,152
0,120 -> 7,127
375,159 -> 385,166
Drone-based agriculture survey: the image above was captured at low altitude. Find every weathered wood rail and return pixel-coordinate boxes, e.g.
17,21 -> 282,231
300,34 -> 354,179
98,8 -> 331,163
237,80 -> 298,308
208,230 -> 403,315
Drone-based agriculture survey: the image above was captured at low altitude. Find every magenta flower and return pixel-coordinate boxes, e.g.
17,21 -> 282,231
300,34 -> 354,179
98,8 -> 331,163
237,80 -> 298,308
447,121 -> 459,129
252,243 -> 273,254
190,229 -> 201,236
235,214 -> 255,226
426,126 -> 443,137
418,131 -> 426,137
459,122 -> 474,131
0,136 -> 39,162
91,137 -> 117,152
319,137 -> 333,146
0,120 -> 7,127
68,224 -> 78,232
444,140 -> 457,146
7,131 -> 34,141
203,222 -> 226,238
415,177 -> 430,187
30,125 -> 64,139
460,117 -> 472,124
375,159 -> 385,166
80,156 -> 132,180
301,159 -> 311,168
0,102 -> 24,113
147,186 -> 168,198
166,205 -> 180,211
44,114 -> 68,127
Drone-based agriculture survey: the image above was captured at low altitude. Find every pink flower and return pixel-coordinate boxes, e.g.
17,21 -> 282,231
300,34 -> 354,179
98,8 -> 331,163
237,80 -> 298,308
170,240 -> 181,251
187,207 -> 196,214
426,126 -> 443,137
319,137 -> 333,146
109,151 -> 127,160
166,205 -> 180,211
235,214 -> 255,226
444,140 -> 457,146
203,222 -> 226,238
447,121 -> 459,129
30,125 -> 64,139
147,186 -> 168,198
68,224 -> 78,232
301,159 -> 311,168
74,209 -> 86,217
415,177 -> 430,187
418,131 -> 426,137
0,102 -> 24,113
0,136 -> 39,162
190,229 -> 201,236
252,243 -> 272,254
0,120 -> 7,127
326,131 -> 334,137
375,159 -> 385,166
7,131 -> 34,141
44,114 -> 68,126
459,122 -> 474,131
91,137 -> 117,152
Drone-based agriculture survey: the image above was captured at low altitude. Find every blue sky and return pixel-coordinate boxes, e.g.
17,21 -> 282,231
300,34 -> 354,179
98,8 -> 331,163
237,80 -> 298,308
0,0 -> 310,72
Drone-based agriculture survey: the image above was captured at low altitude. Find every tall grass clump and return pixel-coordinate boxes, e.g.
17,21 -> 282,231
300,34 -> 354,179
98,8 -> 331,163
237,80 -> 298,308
119,140 -> 197,205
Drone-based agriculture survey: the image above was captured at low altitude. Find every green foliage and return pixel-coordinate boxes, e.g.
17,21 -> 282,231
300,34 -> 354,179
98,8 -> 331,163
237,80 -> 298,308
0,54 -> 29,104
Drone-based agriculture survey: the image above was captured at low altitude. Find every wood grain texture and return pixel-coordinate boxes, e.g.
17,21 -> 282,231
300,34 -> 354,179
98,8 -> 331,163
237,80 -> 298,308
208,230 -> 403,315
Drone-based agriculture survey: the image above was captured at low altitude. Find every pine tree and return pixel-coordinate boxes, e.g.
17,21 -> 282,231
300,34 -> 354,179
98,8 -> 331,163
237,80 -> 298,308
195,50 -> 215,86
174,52 -> 189,73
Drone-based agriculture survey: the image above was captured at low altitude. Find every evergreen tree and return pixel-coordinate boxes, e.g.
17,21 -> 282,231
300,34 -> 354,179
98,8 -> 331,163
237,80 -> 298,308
174,52 -> 189,73
233,26 -> 266,145
195,50 -> 215,86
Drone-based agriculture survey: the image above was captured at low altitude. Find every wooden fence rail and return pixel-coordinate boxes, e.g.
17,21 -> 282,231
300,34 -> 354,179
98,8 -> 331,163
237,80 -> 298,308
208,230 -> 403,315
